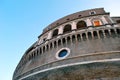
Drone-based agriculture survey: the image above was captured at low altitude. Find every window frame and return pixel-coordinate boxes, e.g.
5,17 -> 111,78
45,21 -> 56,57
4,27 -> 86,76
56,48 -> 70,60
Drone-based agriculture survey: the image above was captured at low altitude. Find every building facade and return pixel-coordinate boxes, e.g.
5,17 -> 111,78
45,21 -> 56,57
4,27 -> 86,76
13,8 -> 120,80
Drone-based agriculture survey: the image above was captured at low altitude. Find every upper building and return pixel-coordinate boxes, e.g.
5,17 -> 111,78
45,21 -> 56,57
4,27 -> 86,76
13,8 -> 120,80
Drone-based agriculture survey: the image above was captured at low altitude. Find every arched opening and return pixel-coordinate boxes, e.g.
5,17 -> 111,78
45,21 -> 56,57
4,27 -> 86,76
28,55 -> 31,61
63,24 -> 72,33
110,29 -> 116,37
67,36 -> 71,44
30,54 -> 33,60
54,41 -> 57,48
30,54 -> 32,60
72,35 -> 76,43
31,53 -> 33,59
116,29 -> 120,34
43,46 -> 45,53
93,31 -> 98,39
31,53 -> 34,59
82,33 -> 87,41
99,30 -> 104,38
77,21 -> 87,29
52,29 -> 58,37
50,42 -> 53,49
46,45 -> 49,51
36,49 -> 39,56
58,39 -> 61,46
77,34 -> 81,42
116,28 -> 120,37
62,38 -> 66,46
40,48 -> 42,55
33,52 -> 35,58
104,30 -> 110,38
88,32 -> 92,40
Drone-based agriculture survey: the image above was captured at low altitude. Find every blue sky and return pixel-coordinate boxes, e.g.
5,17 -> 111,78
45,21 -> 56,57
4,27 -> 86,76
0,0 -> 120,80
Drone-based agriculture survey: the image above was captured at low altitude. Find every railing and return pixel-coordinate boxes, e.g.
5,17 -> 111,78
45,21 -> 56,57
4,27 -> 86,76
13,24 -> 120,79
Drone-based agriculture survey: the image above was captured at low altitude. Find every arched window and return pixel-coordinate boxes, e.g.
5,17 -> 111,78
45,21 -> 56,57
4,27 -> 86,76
67,36 -> 71,44
99,30 -> 104,38
72,35 -> 76,43
93,31 -> 98,39
110,29 -> 116,37
28,55 -> 31,61
54,41 -> 57,48
31,53 -> 34,59
36,49 -> 39,56
46,45 -> 49,51
62,38 -> 66,45
50,43 -> 53,49
77,34 -> 81,42
33,51 -> 35,57
87,32 -> 92,40
40,48 -> 42,55
58,39 -> 61,46
63,24 -> 72,33
43,46 -> 45,53
52,29 -> 58,37
82,33 -> 87,41
116,28 -> 120,37
77,21 -> 87,29
104,30 -> 110,38
62,38 -> 66,46
117,29 -> 120,34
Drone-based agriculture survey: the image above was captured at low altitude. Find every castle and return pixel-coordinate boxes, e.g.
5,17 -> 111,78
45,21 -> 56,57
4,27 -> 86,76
13,8 -> 120,80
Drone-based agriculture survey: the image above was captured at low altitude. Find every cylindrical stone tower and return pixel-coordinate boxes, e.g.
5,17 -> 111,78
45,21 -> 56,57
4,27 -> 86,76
13,8 -> 120,80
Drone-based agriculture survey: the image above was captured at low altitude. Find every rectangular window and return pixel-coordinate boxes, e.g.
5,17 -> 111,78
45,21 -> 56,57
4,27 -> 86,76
94,20 -> 101,26
89,11 -> 96,15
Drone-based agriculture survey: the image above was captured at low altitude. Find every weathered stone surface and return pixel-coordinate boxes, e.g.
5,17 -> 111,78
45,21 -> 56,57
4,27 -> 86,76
13,8 -> 120,80
23,61 -> 120,80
